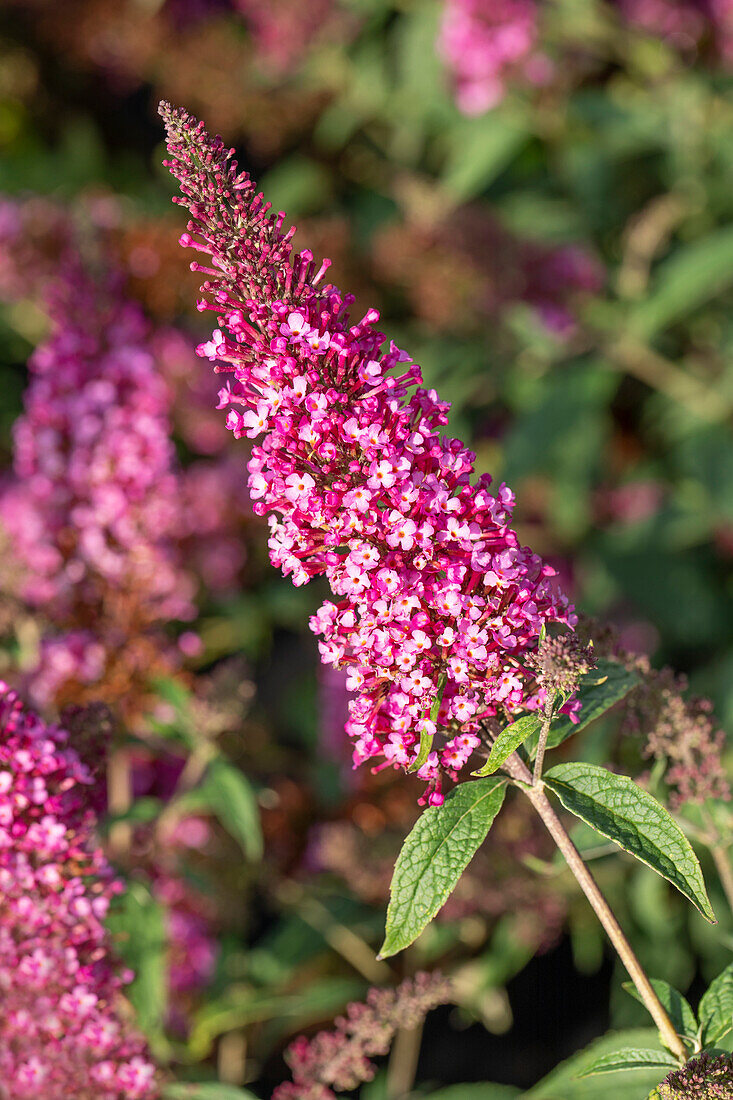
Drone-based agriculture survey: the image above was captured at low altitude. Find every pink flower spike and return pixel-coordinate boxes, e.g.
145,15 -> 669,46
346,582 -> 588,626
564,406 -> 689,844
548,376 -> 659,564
160,102 -> 576,800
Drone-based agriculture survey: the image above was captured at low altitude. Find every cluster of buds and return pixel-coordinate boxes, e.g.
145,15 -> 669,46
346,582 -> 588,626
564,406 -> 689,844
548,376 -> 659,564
527,630 -> 595,700
638,668 -> 730,808
580,621 -> 730,808
161,102 -> 575,804
658,1052 -> 733,1098
274,972 -> 451,1100
0,684 -> 157,1098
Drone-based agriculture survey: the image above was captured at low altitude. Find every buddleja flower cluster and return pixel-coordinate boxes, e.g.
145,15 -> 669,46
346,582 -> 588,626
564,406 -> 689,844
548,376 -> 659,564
161,102 -> 575,804
0,684 -> 157,1099
659,1052 -> 733,1099
585,621 -> 730,808
273,972 -> 451,1100
0,260 -> 195,710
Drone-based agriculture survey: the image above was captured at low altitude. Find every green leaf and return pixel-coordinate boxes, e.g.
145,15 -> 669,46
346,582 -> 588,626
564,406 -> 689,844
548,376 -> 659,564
164,1086 -> 259,1100
441,109 -> 529,201
187,976 -> 362,1059
578,1048 -> 679,1077
543,763 -> 716,922
426,1086 -> 520,1098
380,778 -> 507,958
528,659 -> 640,755
526,1027 -> 670,1098
106,881 -> 167,1044
699,962 -> 733,1046
359,1071 -> 389,1100
409,673 -> 446,773
472,713 -> 542,776
105,796 -> 163,827
152,675 -> 193,712
622,979 -> 698,1042
408,727 -> 434,773
629,225 -> 733,339
191,759 -> 263,862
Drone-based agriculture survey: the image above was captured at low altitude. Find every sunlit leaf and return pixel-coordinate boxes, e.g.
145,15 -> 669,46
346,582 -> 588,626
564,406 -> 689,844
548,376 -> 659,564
526,1027 -> 671,1098
544,763 -> 715,921
380,778 -> 507,958
472,713 -> 541,776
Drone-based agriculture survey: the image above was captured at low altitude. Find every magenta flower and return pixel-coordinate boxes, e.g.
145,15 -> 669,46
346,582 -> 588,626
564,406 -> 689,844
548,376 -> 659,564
0,683 -> 157,1098
160,102 -> 575,805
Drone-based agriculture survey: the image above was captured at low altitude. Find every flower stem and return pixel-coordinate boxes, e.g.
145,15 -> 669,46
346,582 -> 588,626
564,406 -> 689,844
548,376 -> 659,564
711,846 -> 733,916
386,1019 -> 424,1099
532,692 -> 555,785
503,751 -> 688,1063
106,747 -> 132,858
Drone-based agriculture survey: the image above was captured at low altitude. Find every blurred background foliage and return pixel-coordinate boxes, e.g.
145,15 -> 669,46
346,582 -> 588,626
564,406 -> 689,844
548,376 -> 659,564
0,0 -> 731,1095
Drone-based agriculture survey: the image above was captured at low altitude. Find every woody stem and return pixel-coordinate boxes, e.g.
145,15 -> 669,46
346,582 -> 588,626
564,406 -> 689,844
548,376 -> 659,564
502,751 -> 688,1063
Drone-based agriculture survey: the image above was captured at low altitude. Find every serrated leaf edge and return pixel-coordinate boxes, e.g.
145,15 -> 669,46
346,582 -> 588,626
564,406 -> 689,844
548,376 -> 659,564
544,764 -> 716,923
578,1048 -> 679,1078
380,779 -> 507,958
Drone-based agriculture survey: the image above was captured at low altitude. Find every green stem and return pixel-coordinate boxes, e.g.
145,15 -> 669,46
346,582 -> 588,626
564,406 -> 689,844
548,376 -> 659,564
386,1018 -> 424,1100
532,692 -> 556,785
711,846 -> 733,916
699,807 -> 733,916
107,748 -> 132,859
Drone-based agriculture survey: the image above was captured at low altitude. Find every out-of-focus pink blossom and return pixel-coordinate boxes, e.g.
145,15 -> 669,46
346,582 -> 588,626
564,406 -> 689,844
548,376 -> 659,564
438,0 -> 550,115
1,266 -> 195,626
616,0 -> 733,63
0,683 -> 158,1099
235,0 -> 339,71
0,261 -> 198,709
594,480 -> 665,526
154,873 -> 218,996
27,632 -> 107,710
